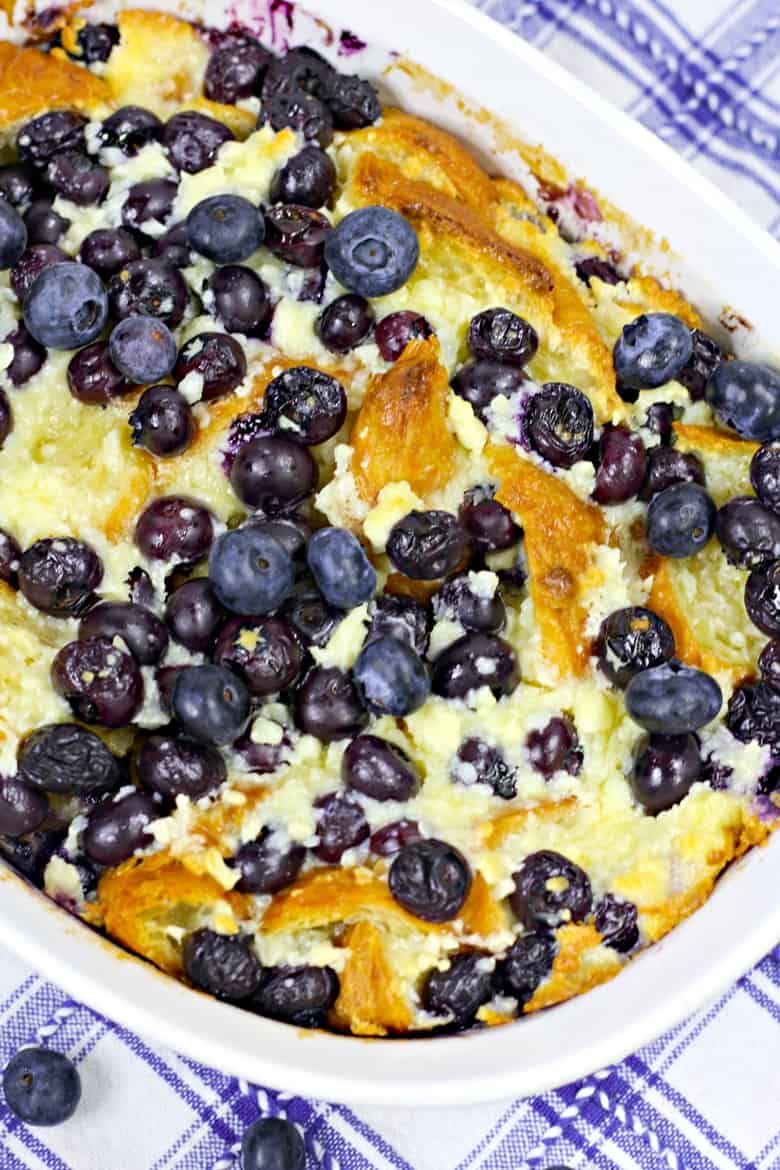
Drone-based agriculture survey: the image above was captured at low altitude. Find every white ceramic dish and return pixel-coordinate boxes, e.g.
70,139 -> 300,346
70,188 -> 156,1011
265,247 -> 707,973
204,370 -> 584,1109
1,0 -> 779,1108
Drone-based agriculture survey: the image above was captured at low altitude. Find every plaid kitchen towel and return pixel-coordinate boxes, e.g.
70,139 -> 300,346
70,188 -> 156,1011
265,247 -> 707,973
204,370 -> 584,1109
2,1 -> 780,1168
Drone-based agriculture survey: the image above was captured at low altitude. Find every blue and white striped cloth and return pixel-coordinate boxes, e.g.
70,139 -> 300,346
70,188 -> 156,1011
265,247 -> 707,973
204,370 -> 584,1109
2,2 -> 779,1167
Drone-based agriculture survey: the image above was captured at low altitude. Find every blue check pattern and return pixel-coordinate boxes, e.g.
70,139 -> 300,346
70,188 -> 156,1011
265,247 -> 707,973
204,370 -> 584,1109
2,2 -> 780,1166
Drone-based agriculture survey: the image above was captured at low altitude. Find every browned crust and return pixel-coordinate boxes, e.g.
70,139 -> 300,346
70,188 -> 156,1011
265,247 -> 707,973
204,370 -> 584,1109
329,922 -> 412,1036
524,923 -> 621,1012
0,41 -> 110,132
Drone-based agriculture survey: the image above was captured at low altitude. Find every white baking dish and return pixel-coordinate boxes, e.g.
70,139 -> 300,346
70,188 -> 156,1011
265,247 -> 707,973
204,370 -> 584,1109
1,0 -> 779,1107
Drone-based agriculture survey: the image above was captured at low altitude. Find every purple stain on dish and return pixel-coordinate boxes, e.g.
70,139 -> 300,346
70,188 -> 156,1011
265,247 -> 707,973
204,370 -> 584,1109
221,413 -> 272,475
269,0 -> 295,47
339,29 -> 367,56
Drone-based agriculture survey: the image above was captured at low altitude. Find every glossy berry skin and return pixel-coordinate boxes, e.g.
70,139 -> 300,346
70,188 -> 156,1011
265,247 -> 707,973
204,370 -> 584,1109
264,204 -> 331,268
0,200 -> 27,270
468,308 -> 538,368
353,636 -> 430,717
510,849 -> 592,929
24,199 -> 68,245
79,601 -> 167,666
759,640 -> 780,689
214,617 -> 303,696
186,194 -> 265,264
639,446 -> 705,502
243,516 -> 311,563
231,828 -> 305,895
751,443 -> 780,513
18,723 -> 119,795
625,660 -> 722,733
52,636 -> 143,728
0,527 -> 21,586
330,74 -> 381,129
324,206 -> 419,297
389,838 -> 471,923
574,255 -> 620,286
525,382 -> 594,468
595,894 -> 640,952
174,331 -> 246,402
0,389 -> 10,448
270,145 -> 336,208
172,664 -> 250,746
204,37 -> 273,104
234,727 -> 291,776
313,791 -> 369,861
162,111 -> 234,173
109,316 -> 177,385
677,329 -> 721,400
452,737 -> 517,799
451,360 -> 526,424
387,510 -> 467,580
19,537 -> 102,617
82,790 -> 158,866
151,222 -> 192,268
727,680 -> 780,755
432,633 -> 518,700
744,561 -> 780,637
107,259 -> 188,329
342,734 -> 421,801
262,88 -> 334,148
716,496 -> 780,568
137,733 -> 226,800
208,527 -> 295,616
645,401 -> 675,444
4,323 -> 45,387
79,227 -> 140,277
121,179 -> 178,232
241,1117 -> 306,1170
261,46 -> 334,103
207,264 -> 271,336
23,262 -> 108,350
434,574 -> 506,634
374,310 -> 433,362
307,527 -> 376,609
596,606 -> 675,689
130,384 -> 194,457
422,952 -> 494,1026
165,579 -> 224,653
280,585 -> 340,648
631,732 -> 701,814
294,666 -> 367,742
646,482 -> 716,558
2,1047 -> 81,1127
366,594 -> 432,655
526,716 -> 582,777
70,21 -> 119,63
318,294 -> 374,353
182,928 -> 261,1000
0,164 -> 39,212
261,366 -> 347,446
16,111 -> 86,169
0,778 -> 48,838
706,360 -> 780,442
11,243 -> 68,302
251,964 -> 340,1027
499,931 -> 557,1006
45,150 -> 109,206
99,106 -> 162,157
135,497 -> 214,564
613,312 -> 693,390
370,818 -> 422,857
593,426 -> 647,505
0,827 -> 63,884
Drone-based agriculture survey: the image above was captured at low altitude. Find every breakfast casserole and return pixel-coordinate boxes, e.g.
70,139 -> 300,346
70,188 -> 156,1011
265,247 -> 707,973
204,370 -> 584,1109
0,1 -> 778,1040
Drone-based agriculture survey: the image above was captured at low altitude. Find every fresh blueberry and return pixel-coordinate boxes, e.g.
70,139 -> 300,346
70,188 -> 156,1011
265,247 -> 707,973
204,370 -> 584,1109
727,680 -> 780,756
0,527 -> 21,586
433,574 -> 505,633
18,723 -> 119,795
468,308 -> 538,367
624,660 -> 722,733
11,243 -> 68,302
82,790 -> 157,865
511,849 -> 592,929
422,952 -> 494,1026
78,601 -> 167,666
209,526 -> 294,616
79,228 -> 140,278
317,293 -> 374,353
251,964 -> 340,1027
69,21 -> 119,63
109,317 -> 177,385
261,365 -> 347,445
281,586 -> 341,648
716,496 -> 780,568
596,606 -> 675,689
0,164 -> 39,212
165,579 -> 225,653
135,497 -> 214,564
19,537 -> 102,616
431,632 -> 518,700
0,200 -> 27,269
107,259 -> 188,328
230,828 -> 305,895
353,635 -> 430,716
593,425 -> 647,504
594,894 -> 640,952
499,932 -> 557,1006
23,262 -> 108,350
526,716 -> 582,777
639,445 -> 705,501
172,664 -> 250,746
52,636 -> 143,727
121,179 -> 178,233
706,360 -> 780,442
214,616 -> 303,695
751,443 -> 780,513
389,838 -> 471,923
269,145 -> 336,208
4,323 -> 45,387
369,818 -> 423,857
451,360 -> 526,424
45,150 -> 109,206
182,928 -> 261,999
313,790 -> 369,861
307,527 -> 376,609
525,382 -> 593,468
375,310 -> 433,362
174,331 -> 247,402
324,206 -> 419,297
646,482 -> 716,558
186,194 -> 265,264
677,329 -> 722,401
137,733 -> 226,800
631,732 -> 701,813
294,666 -> 367,741
744,561 -> 780,637
130,384 -> 194,457
366,593 -> 431,655
67,341 -> 128,405
342,734 -> 421,801
24,198 -> 69,245
207,264 -> 272,335
451,737 -> 517,799
204,37 -> 272,104
3,1047 -> 80,1127
613,312 -> 693,390
264,204 -> 331,268
162,111 -> 234,173
0,778 -> 48,838
459,490 -> 521,554
387,510 -> 467,580
16,112 -> 86,168
241,1117 -> 306,1170
99,107 -> 162,157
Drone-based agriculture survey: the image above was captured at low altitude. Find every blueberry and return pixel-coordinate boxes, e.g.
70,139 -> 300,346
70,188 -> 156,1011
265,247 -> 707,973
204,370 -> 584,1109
639,445 -> 705,501
451,360 -> 527,424
423,952 -> 494,1026
234,728 -> 292,776
241,1117 -> 306,1170
137,733 -> 226,801
24,198 -> 69,245
79,227 -> 140,278
317,293 -> 374,353
631,732 -> 702,813
593,425 -> 647,504
172,664 -> 250,746
52,636 -> 143,727
451,737 -> 517,799
499,931 -> 557,1006
183,928 -> 261,999
728,680 -> 780,755
127,567 -> 161,608
744,561 -> 780,637
251,964 -> 339,1027
19,537 -> 102,616
525,382 -> 593,468
594,894 -> 639,952
262,47 -> 335,103
0,389 -> 10,447
646,482 -> 716,558
389,839 -> 471,923
107,259 -> 188,328
751,443 -> 780,513
0,827 -> 64,884
614,312 -> 693,390
433,574 -> 505,633
459,490 -> 521,554
431,632 -> 518,700
759,639 -> 780,689
510,850 -> 592,929
174,331 -> 247,402
264,204 -> 331,268
99,107 -> 162,157
0,164 -> 39,212
270,145 -> 336,208
324,206 -> 419,297
0,527 -> 21,586
706,360 -> 780,441
11,243 -> 68,302
313,790 -> 369,861
307,527 -> 376,608
677,329 -> 722,401
209,527 -> 294,616
23,262 -> 108,350
0,778 -> 48,838
82,790 -> 157,865
130,384 -> 194,457
596,606 -> 675,689
78,602 -> 168,666
151,222 -> 192,268
294,666 -> 367,741
121,179 -> 178,232
526,716 -> 582,777
329,73 -> 382,129
4,323 -> 45,387
17,112 -> 86,168
109,317 -> 177,385
3,1047 -> 80,1127
0,200 -> 27,269
468,308 -> 538,367
369,818 -> 422,857
374,310 -> 433,362
342,734 -> 420,801
165,579 -> 224,653
18,723 -> 119,795
281,586 -> 341,649
162,111 -> 234,174
261,365 -> 347,445
644,401 -> 675,444
45,150 -> 109,206
69,21 -> 119,63
230,828 -> 305,895
207,264 -> 271,336
366,593 -> 431,655
186,194 -> 265,264
214,616 -> 303,695
242,515 -> 311,562
204,38 -> 272,105
574,256 -> 620,286
66,340 -> 127,404
624,660 -> 722,732
261,89 -> 334,148
353,636 -> 430,716
716,496 -> 780,568
135,497 -> 214,564
386,510 -> 468,580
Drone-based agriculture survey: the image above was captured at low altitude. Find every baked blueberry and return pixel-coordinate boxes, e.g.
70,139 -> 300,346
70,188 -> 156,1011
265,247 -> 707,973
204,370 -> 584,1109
646,482 -> 716,558
251,964 -> 340,1027
0,827 -> 63,884
751,443 -> 780,513
468,308 -> 538,367
317,294 -> 374,353
574,255 -> 620,286
137,733 -> 226,800
639,446 -> 705,501
262,87 -> 334,147
353,635 -> 430,716
307,527 -> 376,608
510,850 -> 592,929
204,37 -> 272,104
262,46 -> 335,104
207,264 -> 271,335
499,931 -> 557,1006
613,312 -> 693,390
526,716 -> 582,777
677,328 -> 722,401
82,791 -> 158,865
374,310 -> 433,362
593,425 -> 647,504
0,164 -> 39,212
52,636 -> 143,727
174,331 -> 247,402
172,664 -> 250,746
99,106 -> 162,156
4,323 -> 45,387
24,199 -> 68,245
342,734 -> 421,801
16,112 -> 86,169
130,384 -> 194,457
261,365 -> 347,446
0,389 -> 10,448
107,259 -> 188,328
706,360 -> 780,441
451,737 -> 517,799
121,179 -> 178,232
45,150 -> 109,206
109,317 -> 177,385
596,606 -> 675,689
369,818 -> 422,857
595,894 -> 640,952
11,243 -> 68,302
182,928 -> 261,999
366,593 -> 432,655
759,639 -> 780,689
70,20 -> 119,63
79,227 -> 140,278
186,194 -> 265,264
0,778 -> 48,838
209,527 -> 294,616
744,561 -> 780,637
433,574 -> 506,633
0,200 -> 28,269
313,790 -> 369,861
728,680 -> 780,756
0,527 -> 21,586
459,490 -> 521,554
525,382 -> 593,468
230,828 -> 305,895
165,579 -> 224,653
716,496 -> 780,568
23,262 -> 108,350
644,401 -> 675,444
66,341 -> 127,405
451,360 -> 526,424
280,585 -> 341,648
214,616 -> 303,696
294,666 -> 367,741
431,632 -> 518,699
19,537 -> 102,616
422,952 -> 494,1026
162,111 -> 234,173
270,145 -> 337,208
242,515 -> 311,562
241,1118 -> 306,1170
389,838 -> 471,923
135,497 -> 214,564
264,204 -> 331,267
18,723 -> 119,795
151,221 -> 192,268
387,510 -> 467,580
3,1047 -> 80,1127
331,72 -> 381,129
624,660 -> 722,733
79,601 -> 168,666
324,206 -> 419,296
631,732 -> 701,813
